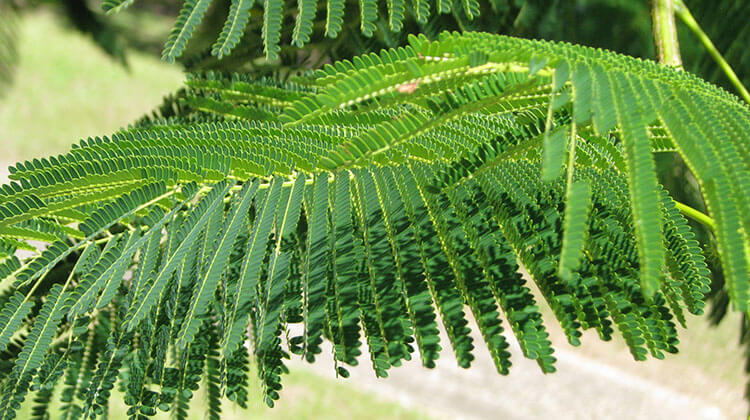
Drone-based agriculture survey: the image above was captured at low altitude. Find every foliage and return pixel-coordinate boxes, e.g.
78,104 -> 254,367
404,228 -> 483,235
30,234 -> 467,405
100,0 -> 658,72
2,29 -> 749,417
114,0 -> 497,61
1,1 -> 750,419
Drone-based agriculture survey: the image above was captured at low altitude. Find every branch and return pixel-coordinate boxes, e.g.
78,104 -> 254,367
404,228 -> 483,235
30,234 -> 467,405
651,0 -> 683,68
674,201 -> 715,231
673,0 -> 750,104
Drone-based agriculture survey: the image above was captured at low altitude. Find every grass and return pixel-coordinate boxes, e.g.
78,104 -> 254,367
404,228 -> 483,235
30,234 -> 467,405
3,9 -> 430,420
0,9 -> 184,162
18,366 -> 430,420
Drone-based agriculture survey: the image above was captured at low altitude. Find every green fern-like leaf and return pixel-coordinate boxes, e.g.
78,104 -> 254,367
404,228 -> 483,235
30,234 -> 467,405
292,0 -> 318,47
0,292 -> 34,353
359,0 -> 378,37
101,0 -> 136,14
262,0 -> 283,60
212,0 -> 256,59
162,0 -> 213,62
176,180 -> 255,349
387,0 -> 405,31
124,182 -> 229,331
0,284 -> 66,420
325,0 -> 346,38
221,178 -> 281,358
558,180 -> 591,281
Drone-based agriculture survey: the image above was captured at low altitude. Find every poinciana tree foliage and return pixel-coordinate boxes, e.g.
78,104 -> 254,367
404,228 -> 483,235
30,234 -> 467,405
0,1 -> 748,419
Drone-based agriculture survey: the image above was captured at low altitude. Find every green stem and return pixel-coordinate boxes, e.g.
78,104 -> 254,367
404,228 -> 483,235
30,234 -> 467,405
651,0 -> 683,68
674,201 -> 715,231
673,0 -> 750,104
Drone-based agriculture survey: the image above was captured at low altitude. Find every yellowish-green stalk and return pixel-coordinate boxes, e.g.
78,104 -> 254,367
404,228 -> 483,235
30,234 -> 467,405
674,201 -> 716,231
673,0 -> 750,104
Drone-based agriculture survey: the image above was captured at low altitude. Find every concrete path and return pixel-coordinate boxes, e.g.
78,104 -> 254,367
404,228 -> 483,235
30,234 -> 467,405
286,324 -> 728,420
